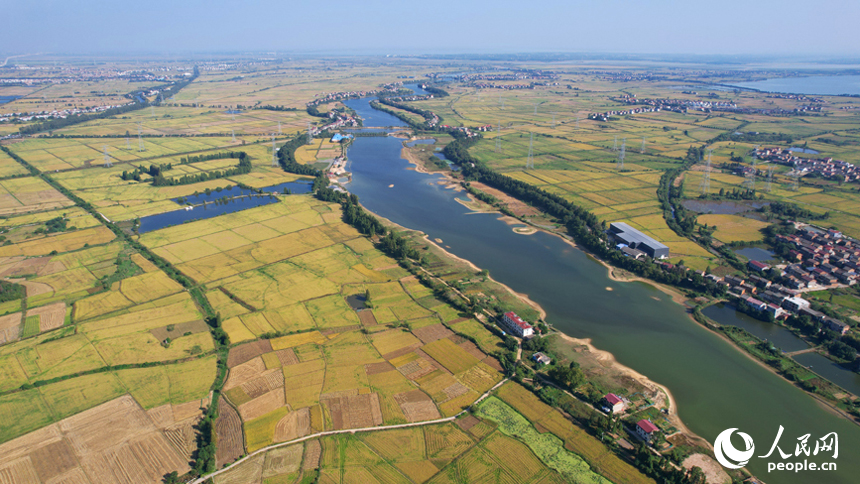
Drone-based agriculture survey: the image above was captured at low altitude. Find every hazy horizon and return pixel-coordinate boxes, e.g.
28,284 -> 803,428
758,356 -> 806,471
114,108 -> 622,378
3,0 -> 859,58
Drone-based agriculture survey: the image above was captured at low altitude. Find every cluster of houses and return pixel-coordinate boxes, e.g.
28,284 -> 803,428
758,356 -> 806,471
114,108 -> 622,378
307,82 -> 404,108
438,125 -> 481,138
598,393 -> 664,443
777,226 -> 860,290
0,101 -> 135,123
588,106 -> 661,121
473,82 -> 537,90
432,70 -> 559,83
754,147 -> 859,183
766,94 -> 824,103
612,94 -> 738,113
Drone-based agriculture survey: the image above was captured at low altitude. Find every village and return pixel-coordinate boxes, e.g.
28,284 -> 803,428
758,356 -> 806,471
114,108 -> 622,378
754,146 -> 859,183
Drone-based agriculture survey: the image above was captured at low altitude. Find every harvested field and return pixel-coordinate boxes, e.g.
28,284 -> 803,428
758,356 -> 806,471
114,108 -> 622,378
394,390 -> 440,422
324,393 -> 383,430
356,310 -> 377,326
215,398 -> 244,468
455,415 -> 480,432
302,440 -> 322,470
29,439 -> 78,482
228,339 -> 274,368
147,404 -> 174,429
273,408 -> 311,443
224,356 -> 267,391
20,280 -> 53,298
163,419 -> 197,460
412,323 -> 454,344
149,319 -> 209,344
26,301 -> 66,332
424,423 -> 474,460
241,369 -> 285,398
456,340 -> 487,361
395,353 -> 438,381
238,389 -> 286,421
271,348 -> 299,367
214,453 -> 264,484
263,444 -> 304,478
0,312 -> 21,344
0,395 -> 190,484
364,361 -> 395,376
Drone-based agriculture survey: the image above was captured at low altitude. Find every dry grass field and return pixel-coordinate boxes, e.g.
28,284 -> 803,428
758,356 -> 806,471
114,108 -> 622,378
0,395 -> 190,484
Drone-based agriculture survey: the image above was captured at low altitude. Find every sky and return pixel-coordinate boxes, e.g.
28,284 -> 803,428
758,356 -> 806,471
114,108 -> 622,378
3,0 -> 859,57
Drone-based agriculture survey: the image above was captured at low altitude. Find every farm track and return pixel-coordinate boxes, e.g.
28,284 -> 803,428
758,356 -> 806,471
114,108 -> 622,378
190,377 -> 510,484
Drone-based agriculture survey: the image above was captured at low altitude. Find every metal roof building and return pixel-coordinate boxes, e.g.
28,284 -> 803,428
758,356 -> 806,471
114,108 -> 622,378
608,222 -> 669,259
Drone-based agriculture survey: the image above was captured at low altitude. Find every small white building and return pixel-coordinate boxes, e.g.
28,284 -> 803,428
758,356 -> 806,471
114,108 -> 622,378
782,296 -> 811,313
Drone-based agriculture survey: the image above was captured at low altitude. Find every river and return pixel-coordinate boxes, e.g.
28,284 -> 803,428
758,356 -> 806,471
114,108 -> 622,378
340,89 -> 860,483
728,74 -> 860,96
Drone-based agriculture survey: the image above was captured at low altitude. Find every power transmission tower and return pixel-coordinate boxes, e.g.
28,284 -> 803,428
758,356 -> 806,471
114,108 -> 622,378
791,171 -> 800,191
272,135 -> 277,167
533,103 -> 537,115
137,123 -> 145,152
231,110 -> 235,122
700,149 -> 712,195
612,136 -> 618,152
307,122 -> 313,145
232,129 -> 236,143
495,122 -> 502,153
125,137 -> 130,150
526,132 -> 534,169
641,137 -> 646,154
151,105 -> 155,117
103,145 -> 112,168
575,114 -> 580,129
617,138 -> 626,171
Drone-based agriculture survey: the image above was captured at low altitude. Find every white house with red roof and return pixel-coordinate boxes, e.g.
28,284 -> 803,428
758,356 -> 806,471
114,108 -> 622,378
602,393 -> 625,414
501,312 -> 534,338
635,419 -> 660,442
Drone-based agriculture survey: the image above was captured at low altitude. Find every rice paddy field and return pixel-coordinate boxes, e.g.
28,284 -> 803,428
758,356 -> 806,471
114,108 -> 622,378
3,59 -> 860,484
389,75 -> 860,265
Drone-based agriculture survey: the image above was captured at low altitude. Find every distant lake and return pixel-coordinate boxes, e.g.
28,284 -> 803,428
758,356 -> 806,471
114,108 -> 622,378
0,95 -> 19,105
729,75 -> 860,96
789,147 -> 819,155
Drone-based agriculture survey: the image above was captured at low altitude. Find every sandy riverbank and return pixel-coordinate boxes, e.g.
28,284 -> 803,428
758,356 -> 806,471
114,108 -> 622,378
552,332 -> 709,447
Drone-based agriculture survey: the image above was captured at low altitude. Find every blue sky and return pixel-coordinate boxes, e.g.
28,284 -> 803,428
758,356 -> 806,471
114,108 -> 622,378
3,0 -> 859,56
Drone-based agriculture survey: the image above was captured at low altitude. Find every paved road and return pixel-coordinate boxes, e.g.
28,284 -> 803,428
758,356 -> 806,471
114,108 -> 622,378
191,378 -> 509,483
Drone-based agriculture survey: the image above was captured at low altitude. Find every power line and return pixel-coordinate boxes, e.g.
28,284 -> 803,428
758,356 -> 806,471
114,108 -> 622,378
272,135 -> 278,167
137,123 -> 145,152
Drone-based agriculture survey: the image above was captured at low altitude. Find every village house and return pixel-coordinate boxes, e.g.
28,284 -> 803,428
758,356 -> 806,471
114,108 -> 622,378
501,312 -> 534,338
602,394 -> 625,414
635,419 -> 660,443
532,352 -> 552,366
